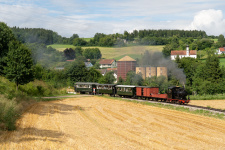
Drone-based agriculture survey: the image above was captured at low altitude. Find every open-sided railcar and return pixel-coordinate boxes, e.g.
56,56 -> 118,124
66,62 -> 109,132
115,85 -> 136,98
74,82 -> 98,94
96,84 -> 116,97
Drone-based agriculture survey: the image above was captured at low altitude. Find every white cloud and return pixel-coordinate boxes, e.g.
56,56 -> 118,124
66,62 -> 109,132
1,1 -> 225,37
189,9 -> 225,36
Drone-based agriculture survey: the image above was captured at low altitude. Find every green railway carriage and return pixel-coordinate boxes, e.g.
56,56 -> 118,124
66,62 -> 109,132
74,82 -> 98,94
115,85 -> 136,98
96,84 -> 116,96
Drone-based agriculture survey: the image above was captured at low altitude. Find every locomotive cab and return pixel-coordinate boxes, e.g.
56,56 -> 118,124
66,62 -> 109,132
167,86 -> 188,100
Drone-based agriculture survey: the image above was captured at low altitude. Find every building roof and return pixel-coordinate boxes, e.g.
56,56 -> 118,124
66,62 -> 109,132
107,68 -> 117,71
107,68 -> 117,74
219,47 -> 225,52
85,62 -> 93,67
97,69 -> 107,75
118,56 -> 136,61
171,50 -> 197,55
99,59 -> 115,65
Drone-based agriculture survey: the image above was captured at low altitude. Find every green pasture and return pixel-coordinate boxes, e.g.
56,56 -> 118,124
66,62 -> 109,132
218,58 -> 225,67
200,57 -> 225,67
48,44 -> 75,50
82,38 -> 93,42
48,44 -> 164,60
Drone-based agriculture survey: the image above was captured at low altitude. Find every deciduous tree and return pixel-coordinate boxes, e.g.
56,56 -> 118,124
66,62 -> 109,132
4,41 -> 34,90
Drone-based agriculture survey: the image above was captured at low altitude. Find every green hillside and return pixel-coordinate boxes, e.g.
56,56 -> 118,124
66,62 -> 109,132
48,44 -> 164,60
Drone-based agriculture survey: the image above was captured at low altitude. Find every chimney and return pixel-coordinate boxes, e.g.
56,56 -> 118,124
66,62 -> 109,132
186,45 -> 189,56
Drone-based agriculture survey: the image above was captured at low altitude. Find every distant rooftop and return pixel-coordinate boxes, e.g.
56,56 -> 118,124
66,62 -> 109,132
118,56 -> 136,61
171,50 -> 197,55
99,59 -> 115,65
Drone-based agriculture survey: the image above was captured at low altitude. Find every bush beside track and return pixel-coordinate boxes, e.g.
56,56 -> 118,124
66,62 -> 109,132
0,76 -> 67,131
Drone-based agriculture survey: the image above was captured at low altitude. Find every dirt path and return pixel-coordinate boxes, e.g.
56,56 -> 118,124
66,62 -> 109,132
1,96 -> 225,149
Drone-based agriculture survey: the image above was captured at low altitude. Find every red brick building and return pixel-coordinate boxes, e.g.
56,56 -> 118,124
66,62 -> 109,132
117,56 -> 136,80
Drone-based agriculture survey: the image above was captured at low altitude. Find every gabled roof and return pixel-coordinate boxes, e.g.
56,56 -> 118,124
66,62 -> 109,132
219,47 -> 225,52
118,56 -> 136,61
171,50 -> 197,55
99,59 -> 115,65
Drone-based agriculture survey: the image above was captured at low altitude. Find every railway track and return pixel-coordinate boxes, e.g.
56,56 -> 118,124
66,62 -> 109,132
122,97 -> 225,115
81,94 -> 225,116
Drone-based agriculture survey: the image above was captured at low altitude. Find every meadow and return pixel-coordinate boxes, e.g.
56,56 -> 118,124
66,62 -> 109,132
48,44 -> 164,60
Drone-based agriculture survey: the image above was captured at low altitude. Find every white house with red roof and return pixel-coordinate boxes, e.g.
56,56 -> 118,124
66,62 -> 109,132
216,47 -> 225,54
171,45 -> 197,60
99,59 -> 117,68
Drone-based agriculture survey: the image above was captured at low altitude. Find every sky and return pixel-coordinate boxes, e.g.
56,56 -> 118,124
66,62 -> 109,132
0,0 -> 225,38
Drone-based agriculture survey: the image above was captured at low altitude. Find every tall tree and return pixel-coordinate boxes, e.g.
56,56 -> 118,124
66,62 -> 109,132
98,71 -> 116,84
0,22 -> 16,75
4,41 -> 34,90
64,48 -> 75,60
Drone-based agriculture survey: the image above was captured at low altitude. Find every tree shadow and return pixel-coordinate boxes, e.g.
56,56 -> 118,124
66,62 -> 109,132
0,127 -> 65,144
27,102 -> 92,116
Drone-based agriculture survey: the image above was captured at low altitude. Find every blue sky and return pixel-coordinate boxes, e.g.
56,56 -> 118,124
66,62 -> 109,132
0,0 -> 225,37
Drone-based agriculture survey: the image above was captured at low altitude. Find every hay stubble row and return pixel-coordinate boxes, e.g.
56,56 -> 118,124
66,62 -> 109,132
0,96 -> 225,149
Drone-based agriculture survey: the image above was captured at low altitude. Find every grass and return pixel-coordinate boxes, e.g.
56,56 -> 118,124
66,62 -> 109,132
199,53 -> 225,67
0,76 -> 67,131
82,45 -> 164,60
82,38 -> 93,42
190,94 -> 225,100
218,57 -> 225,67
48,44 -> 164,60
47,44 -> 75,50
101,95 -> 225,120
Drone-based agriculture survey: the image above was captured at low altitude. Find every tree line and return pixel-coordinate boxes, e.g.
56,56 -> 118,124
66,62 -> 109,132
11,26 -> 211,47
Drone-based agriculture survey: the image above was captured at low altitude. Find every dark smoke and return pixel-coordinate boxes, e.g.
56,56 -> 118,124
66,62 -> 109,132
139,50 -> 186,84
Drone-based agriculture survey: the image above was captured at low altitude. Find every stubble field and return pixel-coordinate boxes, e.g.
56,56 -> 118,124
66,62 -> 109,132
0,96 -> 225,149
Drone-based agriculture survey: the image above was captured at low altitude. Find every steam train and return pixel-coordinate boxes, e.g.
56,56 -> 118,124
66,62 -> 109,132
74,82 -> 190,104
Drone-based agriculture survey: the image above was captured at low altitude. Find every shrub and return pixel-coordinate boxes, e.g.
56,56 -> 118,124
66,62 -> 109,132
0,95 -> 21,130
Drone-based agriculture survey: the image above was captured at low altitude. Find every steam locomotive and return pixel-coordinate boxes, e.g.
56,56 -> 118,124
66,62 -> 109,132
74,82 -> 190,104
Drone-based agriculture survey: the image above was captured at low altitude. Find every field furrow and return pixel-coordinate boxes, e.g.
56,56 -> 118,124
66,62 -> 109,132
0,96 -> 225,149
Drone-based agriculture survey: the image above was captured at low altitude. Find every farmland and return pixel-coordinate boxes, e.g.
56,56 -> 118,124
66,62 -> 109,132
1,96 -> 225,149
48,44 -> 164,60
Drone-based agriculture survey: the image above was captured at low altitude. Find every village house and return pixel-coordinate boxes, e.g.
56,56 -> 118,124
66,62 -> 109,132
171,45 -> 197,60
216,47 -> 225,55
84,62 -> 93,68
99,59 -> 117,68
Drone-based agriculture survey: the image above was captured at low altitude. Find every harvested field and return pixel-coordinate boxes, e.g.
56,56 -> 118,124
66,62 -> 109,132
189,100 -> 225,110
1,96 -> 225,149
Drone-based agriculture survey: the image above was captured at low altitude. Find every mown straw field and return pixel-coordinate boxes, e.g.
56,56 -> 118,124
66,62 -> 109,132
1,96 -> 225,149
